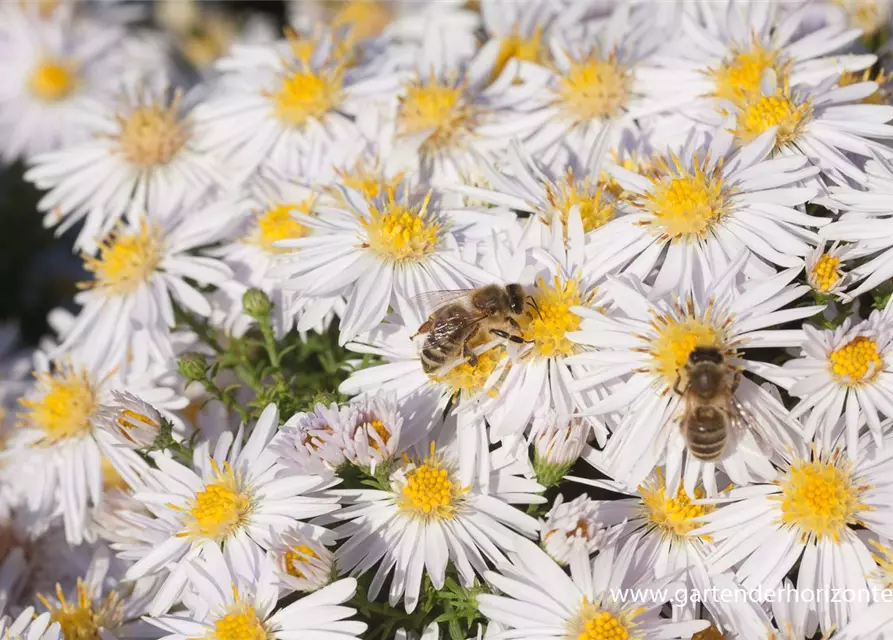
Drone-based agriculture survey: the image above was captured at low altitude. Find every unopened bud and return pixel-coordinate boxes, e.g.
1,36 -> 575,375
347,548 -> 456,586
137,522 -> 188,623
270,529 -> 335,592
540,494 -> 619,566
96,391 -> 165,449
531,412 -> 588,487
242,287 -> 272,318
178,352 -> 208,382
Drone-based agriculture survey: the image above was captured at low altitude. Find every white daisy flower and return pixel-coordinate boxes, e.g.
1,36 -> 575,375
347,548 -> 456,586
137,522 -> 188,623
821,154 -> 893,299
94,389 -> 189,452
272,400 -> 351,475
268,527 -> 336,594
785,309 -> 893,456
804,241 -> 854,300
121,404 -> 340,615
477,534 -> 709,640
478,0 -> 561,84
24,81 -> 224,252
0,607 -> 60,640
55,202 -> 235,371
539,494 -> 619,566
724,71 -> 893,184
270,182 -> 492,345
599,125 -> 824,296
568,254 -> 816,493
332,429 -> 543,613
636,0 -> 875,120
694,436 -> 893,634
193,28 -> 396,182
0,8 -> 125,161
339,392 -> 406,471
148,544 -> 367,639
8,347 -> 184,544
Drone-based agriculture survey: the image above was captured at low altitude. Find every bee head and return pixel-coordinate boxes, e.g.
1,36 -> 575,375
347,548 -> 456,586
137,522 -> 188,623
689,346 -> 723,365
506,284 -> 526,314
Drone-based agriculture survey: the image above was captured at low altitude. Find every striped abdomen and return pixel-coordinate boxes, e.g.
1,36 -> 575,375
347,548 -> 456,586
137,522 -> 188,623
683,406 -> 728,461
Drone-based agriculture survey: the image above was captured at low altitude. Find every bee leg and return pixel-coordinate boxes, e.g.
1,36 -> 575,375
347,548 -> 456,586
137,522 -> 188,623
527,297 -> 543,320
491,329 -> 530,344
411,319 -> 433,339
463,340 -> 478,366
672,376 -> 684,395
731,371 -> 741,394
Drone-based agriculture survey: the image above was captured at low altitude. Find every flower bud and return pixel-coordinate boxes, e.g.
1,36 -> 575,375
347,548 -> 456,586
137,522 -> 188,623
531,412 -> 588,487
242,287 -> 272,318
96,391 -> 165,449
270,528 -> 335,592
342,392 -> 402,471
177,352 -> 208,381
273,402 -> 348,474
540,494 -> 618,566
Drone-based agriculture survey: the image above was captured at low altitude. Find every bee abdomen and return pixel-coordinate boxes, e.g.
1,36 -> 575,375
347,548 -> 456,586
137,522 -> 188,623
421,344 -> 457,374
684,409 -> 728,461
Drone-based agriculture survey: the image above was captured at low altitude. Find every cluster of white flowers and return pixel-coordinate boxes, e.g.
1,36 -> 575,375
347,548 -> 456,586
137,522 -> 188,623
4,0 -> 893,638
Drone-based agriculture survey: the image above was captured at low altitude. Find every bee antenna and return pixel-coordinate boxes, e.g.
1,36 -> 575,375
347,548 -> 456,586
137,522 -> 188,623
527,296 -> 543,320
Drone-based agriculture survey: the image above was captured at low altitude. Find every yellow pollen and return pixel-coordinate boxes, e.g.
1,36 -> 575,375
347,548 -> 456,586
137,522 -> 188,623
692,626 -> 727,640
811,253 -> 841,292
183,460 -> 252,541
779,456 -> 868,542
81,222 -> 162,295
709,43 -> 783,102
577,610 -> 630,640
332,0 -> 393,39
490,27 -> 544,83
521,277 -> 584,359
29,59 -> 77,102
829,336 -> 883,385
254,201 -> 313,253
117,99 -> 188,167
270,65 -> 344,128
398,78 -> 474,150
362,190 -> 441,262
651,317 -> 721,385
545,169 -> 616,234
213,598 -> 268,640
732,86 -> 812,148
38,579 -> 123,640
398,448 -> 466,520
640,471 -> 713,539
432,345 -> 505,398
19,364 -> 98,445
642,155 -> 728,240
284,544 -> 319,580
555,52 -> 630,122
361,418 -> 391,454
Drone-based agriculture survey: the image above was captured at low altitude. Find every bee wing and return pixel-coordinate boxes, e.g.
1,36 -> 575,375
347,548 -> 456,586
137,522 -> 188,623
411,289 -> 477,320
727,395 -> 768,452
419,312 -> 490,350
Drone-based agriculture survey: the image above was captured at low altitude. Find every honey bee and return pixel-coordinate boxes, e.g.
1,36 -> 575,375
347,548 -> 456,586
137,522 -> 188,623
413,284 -> 530,374
674,346 -> 744,461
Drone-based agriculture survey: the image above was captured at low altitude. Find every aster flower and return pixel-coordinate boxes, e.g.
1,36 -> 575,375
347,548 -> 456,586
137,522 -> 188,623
539,494 -> 619,566
55,202 -> 235,371
332,428 -> 543,613
568,254 -> 816,493
147,544 -> 366,639
270,181 -> 493,345
0,8 -> 126,162
272,400 -> 351,475
599,125 -> 824,295
192,28 -> 396,182
120,404 -> 340,615
24,81 -> 224,252
477,534 -> 709,639
694,436 -> 893,634
8,347 -> 184,544
0,607 -> 60,640
805,241 -> 854,300
268,527 -> 336,594
636,0 -> 875,121
531,411 -> 589,487
785,309 -> 893,456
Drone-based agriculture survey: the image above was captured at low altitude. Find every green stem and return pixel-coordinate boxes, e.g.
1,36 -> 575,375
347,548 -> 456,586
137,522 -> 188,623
175,305 -> 224,354
200,379 -> 249,423
259,316 -> 282,370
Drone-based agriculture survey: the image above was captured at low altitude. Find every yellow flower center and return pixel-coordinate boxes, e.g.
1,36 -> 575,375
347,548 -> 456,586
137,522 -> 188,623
284,544 -> 319,580
432,345 -> 506,398
213,600 -> 268,640
829,336 -> 883,385
545,169 -> 616,234
779,456 -> 868,542
359,418 -> 391,454
709,43 -> 783,102
836,0 -> 888,35
270,66 -> 344,128
38,580 -> 123,640
332,0 -> 393,39
555,53 -> 630,122
397,445 -> 466,520
838,68 -> 892,104
398,78 -> 475,150
577,610 -> 630,640
362,190 -> 441,262
641,157 -> 728,240
117,100 -> 188,167
640,474 -> 712,538
338,164 -> 406,202
522,277 -> 584,359
82,222 -> 163,295
732,89 -> 812,148
253,201 -> 313,253
29,59 -> 77,102
115,409 -> 159,442
490,27 -> 544,83
651,317 -> 722,385
19,365 -> 98,445
811,253 -> 841,292
182,460 -> 252,541
692,626 -> 727,640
